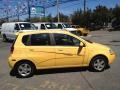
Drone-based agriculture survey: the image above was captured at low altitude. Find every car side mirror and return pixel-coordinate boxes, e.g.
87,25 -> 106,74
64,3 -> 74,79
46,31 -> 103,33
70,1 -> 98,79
79,42 -> 85,47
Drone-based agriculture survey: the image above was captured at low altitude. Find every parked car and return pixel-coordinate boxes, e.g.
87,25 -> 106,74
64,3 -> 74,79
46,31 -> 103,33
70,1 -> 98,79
71,25 -> 89,36
33,22 -> 58,30
54,22 -> 83,36
9,30 -> 116,78
1,22 -> 37,41
54,22 -> 77,31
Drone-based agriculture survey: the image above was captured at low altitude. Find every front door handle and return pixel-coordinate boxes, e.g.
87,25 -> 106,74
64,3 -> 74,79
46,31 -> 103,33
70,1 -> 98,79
29,49 -> 34,51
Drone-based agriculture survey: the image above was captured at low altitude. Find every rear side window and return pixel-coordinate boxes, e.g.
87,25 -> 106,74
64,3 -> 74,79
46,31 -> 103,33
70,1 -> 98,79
31,33 -> 50,46
22,34 -> 51,46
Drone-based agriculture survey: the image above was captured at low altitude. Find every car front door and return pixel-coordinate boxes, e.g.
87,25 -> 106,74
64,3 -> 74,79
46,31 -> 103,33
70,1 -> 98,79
53,33 -> 85,67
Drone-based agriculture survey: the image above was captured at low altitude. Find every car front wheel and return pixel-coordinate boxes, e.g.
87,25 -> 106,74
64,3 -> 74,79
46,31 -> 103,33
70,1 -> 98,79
90,56 -> 108,72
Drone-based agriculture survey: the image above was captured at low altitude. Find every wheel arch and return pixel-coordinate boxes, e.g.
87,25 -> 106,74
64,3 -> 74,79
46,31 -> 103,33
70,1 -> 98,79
14,59 -> 36,70
89,54 -> 109,66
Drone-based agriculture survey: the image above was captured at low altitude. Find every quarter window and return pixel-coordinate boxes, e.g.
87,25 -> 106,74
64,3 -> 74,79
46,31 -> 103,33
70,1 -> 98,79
54,34 -> 80,46
22,35 -> 30,45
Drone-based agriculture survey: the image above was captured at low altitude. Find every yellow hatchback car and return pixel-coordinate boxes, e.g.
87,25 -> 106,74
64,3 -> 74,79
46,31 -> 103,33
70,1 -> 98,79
9,30 -> 116,78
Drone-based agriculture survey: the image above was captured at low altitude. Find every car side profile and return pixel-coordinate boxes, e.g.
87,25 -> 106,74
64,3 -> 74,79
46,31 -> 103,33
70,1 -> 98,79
8,30 -> 116,78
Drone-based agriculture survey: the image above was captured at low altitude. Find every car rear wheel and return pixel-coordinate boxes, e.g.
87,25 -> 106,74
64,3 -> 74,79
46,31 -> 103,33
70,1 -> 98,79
90,56 -> 108,72
2,34 -> 8,42
16,61 -> 35,78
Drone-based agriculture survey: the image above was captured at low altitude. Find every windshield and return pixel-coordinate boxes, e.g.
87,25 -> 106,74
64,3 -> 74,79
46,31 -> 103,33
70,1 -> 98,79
71,31 -> 81,36
71,31 -> 93,43
45,23 -> 57,29
19,23 -> 36,30
63,23 -> 72,28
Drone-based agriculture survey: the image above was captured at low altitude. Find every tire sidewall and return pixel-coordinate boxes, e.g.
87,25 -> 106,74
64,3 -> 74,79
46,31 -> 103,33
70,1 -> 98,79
2,34 -> 7,42
90,56 -> 107,72
15,62 -> 35,78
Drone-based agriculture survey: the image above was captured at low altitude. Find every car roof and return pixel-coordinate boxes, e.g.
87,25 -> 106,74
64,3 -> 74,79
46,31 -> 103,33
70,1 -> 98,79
54,22 -> 70,24
33,22 -> 55,24
2,22 -> 30,24
19,30 -> 70,35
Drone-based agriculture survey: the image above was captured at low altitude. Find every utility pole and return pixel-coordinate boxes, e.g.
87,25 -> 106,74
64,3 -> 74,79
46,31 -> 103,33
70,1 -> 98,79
57,0 -> 60,22
5,0 -> 9,22
43,0 -> 46,18
27,0 -> 31,22
6,9 -> 9,22
84,0 -> 86,13
17,2 -> 20,22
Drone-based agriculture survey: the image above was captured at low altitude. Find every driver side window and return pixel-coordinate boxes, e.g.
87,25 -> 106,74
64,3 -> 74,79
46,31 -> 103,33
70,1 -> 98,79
58,24 -> 63,29
41,24 -> 45,29
14,24 -> 20,31
54,34 -> 80,46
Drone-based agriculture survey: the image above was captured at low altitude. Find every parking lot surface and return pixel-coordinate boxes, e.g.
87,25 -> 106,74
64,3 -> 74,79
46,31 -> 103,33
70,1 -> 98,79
0,30 -> 120,90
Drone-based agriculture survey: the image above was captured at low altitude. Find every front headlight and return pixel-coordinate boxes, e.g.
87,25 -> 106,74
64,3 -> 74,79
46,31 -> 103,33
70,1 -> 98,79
109,49 -> 114,55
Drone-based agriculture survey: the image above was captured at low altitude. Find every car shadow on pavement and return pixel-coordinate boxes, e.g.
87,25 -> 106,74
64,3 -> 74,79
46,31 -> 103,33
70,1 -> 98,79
10,66 -> 110,78
35,66 -> 110,75
35,67 -> 90,75
3,40 -> 14,43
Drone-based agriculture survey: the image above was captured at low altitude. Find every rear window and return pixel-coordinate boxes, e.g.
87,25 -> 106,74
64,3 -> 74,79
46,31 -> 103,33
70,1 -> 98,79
71,31 -> 81,36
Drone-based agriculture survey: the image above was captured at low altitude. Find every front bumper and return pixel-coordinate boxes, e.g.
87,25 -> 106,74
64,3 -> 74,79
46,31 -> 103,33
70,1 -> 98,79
108,53 -> 116,64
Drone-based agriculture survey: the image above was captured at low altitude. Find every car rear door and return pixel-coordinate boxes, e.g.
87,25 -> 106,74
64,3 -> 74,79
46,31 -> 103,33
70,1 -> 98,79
23,33 -> 56,68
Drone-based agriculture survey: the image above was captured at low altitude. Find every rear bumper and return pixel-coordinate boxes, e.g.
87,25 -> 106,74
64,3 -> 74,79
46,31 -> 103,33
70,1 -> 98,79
8,56 -> 17,69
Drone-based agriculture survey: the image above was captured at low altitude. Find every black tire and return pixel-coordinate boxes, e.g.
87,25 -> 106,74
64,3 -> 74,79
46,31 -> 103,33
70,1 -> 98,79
15,61 -> 35,78
84,33 -> 88,36
89,56 -> 108,72
2,34 -> 8,42
79,31 -> 82,36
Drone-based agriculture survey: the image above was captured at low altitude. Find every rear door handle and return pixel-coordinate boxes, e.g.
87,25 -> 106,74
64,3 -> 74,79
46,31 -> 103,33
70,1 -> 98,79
29,49 -> 34,51
58,49 -> 63,51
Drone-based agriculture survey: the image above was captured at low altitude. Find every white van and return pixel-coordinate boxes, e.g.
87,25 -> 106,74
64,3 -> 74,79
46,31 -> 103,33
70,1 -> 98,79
33,22 -> 58,30
1,22 -> 36,41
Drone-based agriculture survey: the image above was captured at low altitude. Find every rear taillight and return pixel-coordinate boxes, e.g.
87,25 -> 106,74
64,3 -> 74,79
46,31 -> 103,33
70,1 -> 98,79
10,36 -> 18,53
10,43 -> 14,54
